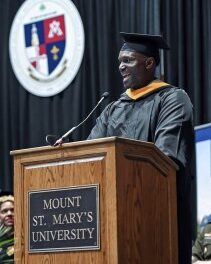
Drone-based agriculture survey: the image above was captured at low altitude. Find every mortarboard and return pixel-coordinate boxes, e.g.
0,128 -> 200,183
120,32 -> 169,65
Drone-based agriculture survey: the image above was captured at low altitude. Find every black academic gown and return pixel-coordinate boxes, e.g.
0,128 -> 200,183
88,85 -> 195,264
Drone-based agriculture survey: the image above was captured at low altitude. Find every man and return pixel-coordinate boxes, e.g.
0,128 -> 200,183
88,32 -> 195,264
0,192 -> 14,262
192,221 -> 211,263
0,194 -> 14,227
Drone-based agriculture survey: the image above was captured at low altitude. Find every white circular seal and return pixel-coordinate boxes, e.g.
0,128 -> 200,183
9,0 -> 85,97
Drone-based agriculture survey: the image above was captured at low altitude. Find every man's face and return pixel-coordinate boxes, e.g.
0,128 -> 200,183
118,50 -> 148,89
0,201 -> 14,226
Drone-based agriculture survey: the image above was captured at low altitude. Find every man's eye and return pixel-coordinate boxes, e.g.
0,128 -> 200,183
124,58 -> 131,63
119,57 -> 134,64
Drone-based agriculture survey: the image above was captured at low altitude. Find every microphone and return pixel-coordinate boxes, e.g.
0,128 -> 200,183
46,92 -> 109,146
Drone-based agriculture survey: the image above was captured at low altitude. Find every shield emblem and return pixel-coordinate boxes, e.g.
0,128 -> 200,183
24,15 -> 66,76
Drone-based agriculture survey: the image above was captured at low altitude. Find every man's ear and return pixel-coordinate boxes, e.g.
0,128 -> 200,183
145,57 -> 155,70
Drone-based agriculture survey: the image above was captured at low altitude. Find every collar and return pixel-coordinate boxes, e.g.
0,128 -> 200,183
126,79 -> 170,100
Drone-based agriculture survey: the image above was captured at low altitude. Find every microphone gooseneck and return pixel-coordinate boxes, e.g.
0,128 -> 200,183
46,92 -> 109,146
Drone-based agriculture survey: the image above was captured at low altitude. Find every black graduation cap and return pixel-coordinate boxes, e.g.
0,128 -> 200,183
120,32 -> 169,65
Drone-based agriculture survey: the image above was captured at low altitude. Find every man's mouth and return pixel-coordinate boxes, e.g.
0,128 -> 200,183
122,73 -> 130,81
5,218 -> 14,225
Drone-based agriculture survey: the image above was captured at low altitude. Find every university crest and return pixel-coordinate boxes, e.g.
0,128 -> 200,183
24,15 -> 66,76
9,0 -> 84,97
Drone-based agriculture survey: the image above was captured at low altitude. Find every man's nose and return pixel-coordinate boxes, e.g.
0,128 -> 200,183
6,210 -> 14,216
119,62 -> 126,72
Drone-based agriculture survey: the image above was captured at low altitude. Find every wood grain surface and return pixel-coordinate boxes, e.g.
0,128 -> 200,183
11,137 -> 178,264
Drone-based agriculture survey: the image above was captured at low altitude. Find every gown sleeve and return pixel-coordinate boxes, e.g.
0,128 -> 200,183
87,103 -> 113,139
154,88 -> 194,168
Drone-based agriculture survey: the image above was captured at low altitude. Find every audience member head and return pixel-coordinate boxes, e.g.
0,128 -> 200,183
0,191 -> 14,227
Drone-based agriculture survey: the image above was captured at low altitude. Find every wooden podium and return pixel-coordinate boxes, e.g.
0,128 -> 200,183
11,137 -> 178,264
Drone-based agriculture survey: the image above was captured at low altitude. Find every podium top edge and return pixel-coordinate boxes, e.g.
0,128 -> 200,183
10,136 -> 178,169
10,137 -> 149,155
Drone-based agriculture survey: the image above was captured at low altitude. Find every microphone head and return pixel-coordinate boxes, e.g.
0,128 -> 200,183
46,135 -> 58,146
101,92 -> 109,98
